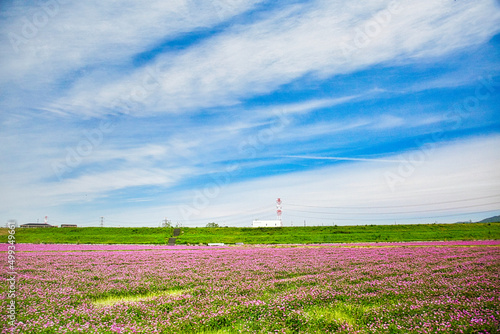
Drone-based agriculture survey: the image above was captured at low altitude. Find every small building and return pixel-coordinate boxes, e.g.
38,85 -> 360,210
252,220 -> 283,228
20,223 -> 55,228
61,224 -> 77,228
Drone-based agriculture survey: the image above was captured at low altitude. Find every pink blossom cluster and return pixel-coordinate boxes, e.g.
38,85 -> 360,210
1,241 -> 499,333
2,240 -> 499,253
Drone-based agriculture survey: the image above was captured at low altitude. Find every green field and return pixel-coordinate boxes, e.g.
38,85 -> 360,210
2,222 -> 499,244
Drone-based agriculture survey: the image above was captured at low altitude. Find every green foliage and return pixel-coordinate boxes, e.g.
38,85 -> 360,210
0,227 -> 172,244
175,223 -> 500,245
1,222 -> 498,244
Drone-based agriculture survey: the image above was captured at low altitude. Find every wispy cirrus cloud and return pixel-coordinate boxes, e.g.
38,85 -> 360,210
1,1 -> 499,225
281,155 -> 406,163
0,0 -> 265,84
0,0 -> 267,116
166,135 -> 500,226
36,0 -> 500,117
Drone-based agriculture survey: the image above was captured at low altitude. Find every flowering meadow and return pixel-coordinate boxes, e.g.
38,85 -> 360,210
1,241 -> 499,333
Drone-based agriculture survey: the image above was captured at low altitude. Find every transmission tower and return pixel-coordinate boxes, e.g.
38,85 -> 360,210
276,198 -> 283,226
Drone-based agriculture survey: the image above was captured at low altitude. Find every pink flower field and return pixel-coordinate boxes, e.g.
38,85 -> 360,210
1,241 -> 499,333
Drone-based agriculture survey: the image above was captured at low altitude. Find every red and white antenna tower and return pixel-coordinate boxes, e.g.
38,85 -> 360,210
44,216 -> 48,224
276,198 -> 282,221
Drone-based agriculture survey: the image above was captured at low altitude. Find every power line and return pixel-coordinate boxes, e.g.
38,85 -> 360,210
286,208 -> 500,221
286,194 -> 500,210
286,201 -> 500,216
175,205 -> 273,223
32,195 -> 500,227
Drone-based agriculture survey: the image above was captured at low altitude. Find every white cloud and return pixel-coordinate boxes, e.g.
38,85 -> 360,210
3,133 -> 499,226
165,134 -> 500,226
281,155 -> 406,163
254,96 -> 363,116
0,0 -> 265,89
0,165 -> 193,218
1,1 -> 499,226
48,168 -> 183,197
42,0 -> 500,117
80,144 -> 168,165
371,115 -> 405,129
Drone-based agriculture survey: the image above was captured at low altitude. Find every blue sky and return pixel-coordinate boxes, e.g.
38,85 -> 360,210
1,0 -> 500,227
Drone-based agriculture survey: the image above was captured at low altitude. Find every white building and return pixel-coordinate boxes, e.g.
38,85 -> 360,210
252,219 -> 283,228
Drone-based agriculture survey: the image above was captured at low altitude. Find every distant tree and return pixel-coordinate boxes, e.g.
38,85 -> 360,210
206,222 -> 219,228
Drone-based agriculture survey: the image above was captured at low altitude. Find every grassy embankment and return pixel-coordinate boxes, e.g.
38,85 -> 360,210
1,222 -> 499,244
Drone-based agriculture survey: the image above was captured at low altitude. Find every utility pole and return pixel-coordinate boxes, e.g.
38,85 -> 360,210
304,220 -> 306,227
100,216 -> 104,227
